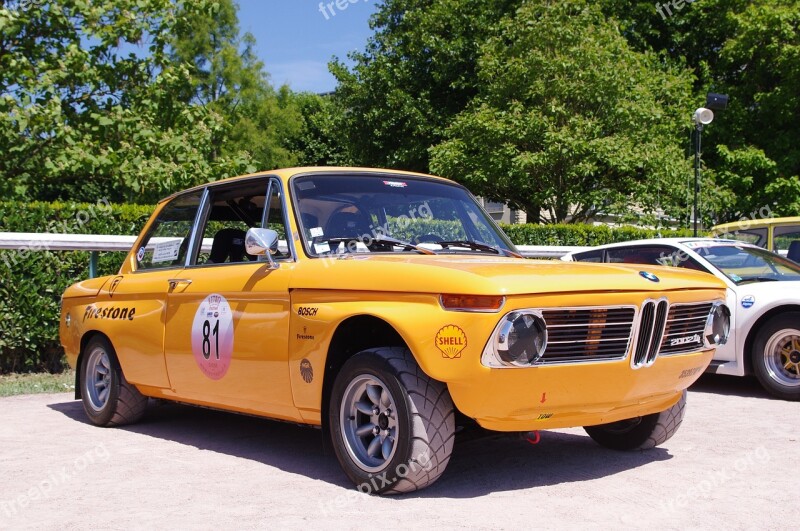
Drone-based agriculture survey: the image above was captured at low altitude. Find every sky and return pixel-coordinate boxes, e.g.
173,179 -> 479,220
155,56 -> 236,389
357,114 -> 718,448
236,0 -> 380,94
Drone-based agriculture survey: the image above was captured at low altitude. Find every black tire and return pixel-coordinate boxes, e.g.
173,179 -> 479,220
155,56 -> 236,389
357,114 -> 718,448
80,336 -> 147,427
584,390 -> 686,450
329,347 -> 455,494
751,312 -> 800,401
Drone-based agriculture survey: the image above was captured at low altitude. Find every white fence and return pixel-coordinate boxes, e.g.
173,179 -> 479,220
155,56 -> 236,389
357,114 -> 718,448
0,232 -> 586,277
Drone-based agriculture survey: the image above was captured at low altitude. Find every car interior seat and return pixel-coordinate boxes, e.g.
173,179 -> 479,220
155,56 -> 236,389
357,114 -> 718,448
208,228 -> 250,263
788,240 -> 800,263
325,210 -> 372,240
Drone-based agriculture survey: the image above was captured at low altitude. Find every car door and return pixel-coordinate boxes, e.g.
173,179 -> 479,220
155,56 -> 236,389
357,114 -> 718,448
104,190 -> 204,389
163,178 -> 299,419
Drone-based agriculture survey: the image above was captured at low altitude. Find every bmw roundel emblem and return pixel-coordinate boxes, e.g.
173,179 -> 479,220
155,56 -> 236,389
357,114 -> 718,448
639,271 -> 660,283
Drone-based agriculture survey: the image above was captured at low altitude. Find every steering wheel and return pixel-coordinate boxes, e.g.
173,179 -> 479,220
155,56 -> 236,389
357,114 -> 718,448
414,233 -> 443,244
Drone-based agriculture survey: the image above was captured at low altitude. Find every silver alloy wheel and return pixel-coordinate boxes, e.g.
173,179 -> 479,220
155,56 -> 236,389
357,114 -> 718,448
340,374 -> 399,473
85,347 -> 112,412
764,328 -> 800,387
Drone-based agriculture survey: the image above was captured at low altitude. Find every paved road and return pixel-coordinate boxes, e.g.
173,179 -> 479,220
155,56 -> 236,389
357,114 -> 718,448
1,374 -> 797,529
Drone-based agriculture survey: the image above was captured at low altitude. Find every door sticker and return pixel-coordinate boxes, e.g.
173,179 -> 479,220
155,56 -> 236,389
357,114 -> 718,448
191,294 -> 234,380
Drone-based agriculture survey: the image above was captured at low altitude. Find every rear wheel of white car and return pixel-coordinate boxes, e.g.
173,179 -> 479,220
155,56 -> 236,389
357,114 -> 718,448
329,347 -> 455,494
752,313 -> 800,401
584,390 -> 686,450
81,336 -> 147,426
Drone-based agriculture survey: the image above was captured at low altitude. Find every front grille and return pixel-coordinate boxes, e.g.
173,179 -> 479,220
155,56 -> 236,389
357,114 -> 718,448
659,302 -> 713,355
632,299 -> 669,367
540,307 -> 636,364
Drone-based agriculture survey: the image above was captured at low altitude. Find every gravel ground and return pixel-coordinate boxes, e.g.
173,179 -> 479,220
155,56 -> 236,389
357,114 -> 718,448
1,374 -> 797,530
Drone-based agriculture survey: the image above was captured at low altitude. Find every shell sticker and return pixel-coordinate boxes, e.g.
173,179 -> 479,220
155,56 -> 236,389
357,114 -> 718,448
191,294 -> 234,380
435,325 -> 467,359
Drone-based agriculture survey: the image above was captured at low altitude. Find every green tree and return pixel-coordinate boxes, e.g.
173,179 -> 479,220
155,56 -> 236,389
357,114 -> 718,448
169,0 -> 301,170
0,0 -> 255,203
430,0 -> 694,224
599,0 -> 800,223
330,0 -> 521,172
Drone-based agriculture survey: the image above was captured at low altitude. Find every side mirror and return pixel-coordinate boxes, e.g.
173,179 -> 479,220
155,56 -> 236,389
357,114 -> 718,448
245,228 -> 280,270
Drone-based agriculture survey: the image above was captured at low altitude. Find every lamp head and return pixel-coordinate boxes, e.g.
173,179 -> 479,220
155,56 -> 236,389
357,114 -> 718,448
693,108 -> 714,125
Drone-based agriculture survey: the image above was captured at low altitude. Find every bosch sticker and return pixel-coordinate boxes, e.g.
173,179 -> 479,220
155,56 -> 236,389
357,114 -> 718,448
435,325 -> 467,359
191,294 -> 234,380
741,295 -> 755,309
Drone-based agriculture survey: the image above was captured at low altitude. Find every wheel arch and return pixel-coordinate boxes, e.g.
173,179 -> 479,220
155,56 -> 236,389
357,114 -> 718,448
743,304 -> 800,374
321,315 -> 407,438
74,330 -> 113,400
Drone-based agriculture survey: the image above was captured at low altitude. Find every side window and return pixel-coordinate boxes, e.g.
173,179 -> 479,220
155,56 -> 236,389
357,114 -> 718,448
136,192 -> 203,271
773,225 -> 800,255
193,178 -> 291,267
265,182 -> 291,259
571,249 -> 603,263
718,228 -> 767,248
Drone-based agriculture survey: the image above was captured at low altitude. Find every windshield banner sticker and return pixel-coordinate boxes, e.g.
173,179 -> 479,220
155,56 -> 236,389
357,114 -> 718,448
151,238 -> 183,263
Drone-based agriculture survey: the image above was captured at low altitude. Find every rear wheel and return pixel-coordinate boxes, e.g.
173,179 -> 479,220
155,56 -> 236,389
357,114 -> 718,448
752,313 -> 800,401
329,347 -> 455,494
584,390 -> 686,450
81,336 -> 147,426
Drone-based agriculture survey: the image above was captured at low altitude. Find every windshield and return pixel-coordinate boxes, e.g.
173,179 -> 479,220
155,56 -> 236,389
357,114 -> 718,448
291,174 -> 516,257
689,244 -> 800,284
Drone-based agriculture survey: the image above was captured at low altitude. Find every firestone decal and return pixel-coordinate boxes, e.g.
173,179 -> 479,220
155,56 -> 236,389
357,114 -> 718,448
191,294 -> 234,380
435,325 -> 467,359
83,305 -> 136,322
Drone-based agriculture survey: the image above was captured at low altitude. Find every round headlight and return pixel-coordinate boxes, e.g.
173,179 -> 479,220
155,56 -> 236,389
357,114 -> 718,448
705,302 -> 731,347
495,312 -> 547,366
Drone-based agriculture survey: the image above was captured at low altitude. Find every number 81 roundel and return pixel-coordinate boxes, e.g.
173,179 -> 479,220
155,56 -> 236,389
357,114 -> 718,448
191,293 -> 234,380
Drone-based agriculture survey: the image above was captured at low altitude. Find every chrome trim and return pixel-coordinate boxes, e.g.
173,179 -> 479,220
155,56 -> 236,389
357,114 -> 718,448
185,187 -> 211,267
481,305 -> 638,369
630,298 -> 669,369
659,301 -> 716,356
704,301 -> 731,347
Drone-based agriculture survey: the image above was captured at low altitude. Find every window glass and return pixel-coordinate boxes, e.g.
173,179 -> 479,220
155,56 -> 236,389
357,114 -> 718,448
192,179 -> 291,266
293,175 -> 514,256
571,249 -> 603,263
136,192 -> 202,271
691,244 -> 800,284
773,225 -> 800,254
716,228 -> 767,247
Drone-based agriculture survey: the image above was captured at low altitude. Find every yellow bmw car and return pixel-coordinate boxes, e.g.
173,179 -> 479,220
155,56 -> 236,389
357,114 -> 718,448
60,167 -> 730,493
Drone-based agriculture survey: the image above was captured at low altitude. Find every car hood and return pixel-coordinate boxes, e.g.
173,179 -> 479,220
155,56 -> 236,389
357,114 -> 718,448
290,255 -> 727,295
732,278 -> 800,299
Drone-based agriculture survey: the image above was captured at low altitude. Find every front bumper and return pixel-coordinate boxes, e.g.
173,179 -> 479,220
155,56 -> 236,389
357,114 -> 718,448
447,349 -> 713,431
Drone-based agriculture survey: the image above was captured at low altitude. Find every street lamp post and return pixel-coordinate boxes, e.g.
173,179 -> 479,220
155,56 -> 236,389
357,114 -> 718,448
692,108 -> 713,237
691,93 -> 729,237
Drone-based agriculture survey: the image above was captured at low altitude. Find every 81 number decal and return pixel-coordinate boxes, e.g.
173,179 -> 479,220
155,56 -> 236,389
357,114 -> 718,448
202,319 -> 220,360
191,294 -> 234,380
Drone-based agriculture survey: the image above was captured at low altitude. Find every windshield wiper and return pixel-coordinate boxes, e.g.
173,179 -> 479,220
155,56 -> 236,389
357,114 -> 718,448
436,240 -> 524,258
325,236 -> 436,255
737,276 -> 780,284
375,235 -> 437,255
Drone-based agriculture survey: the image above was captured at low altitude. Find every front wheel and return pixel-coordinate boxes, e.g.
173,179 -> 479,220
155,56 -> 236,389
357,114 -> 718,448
81,336 -> 148,426
584,390 -> 686,450
329,347 -> 455,494
752,313 -> 800,401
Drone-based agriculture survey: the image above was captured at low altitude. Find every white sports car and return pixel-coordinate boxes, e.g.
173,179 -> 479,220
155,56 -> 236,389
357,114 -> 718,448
563,238 -> 800,400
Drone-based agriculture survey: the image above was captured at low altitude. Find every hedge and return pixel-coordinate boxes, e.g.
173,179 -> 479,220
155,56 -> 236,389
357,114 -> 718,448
0,201 -> 155,373
1,200 -> 698,373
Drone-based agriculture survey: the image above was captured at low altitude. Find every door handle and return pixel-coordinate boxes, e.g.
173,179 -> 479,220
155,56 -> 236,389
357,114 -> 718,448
167,278 -> 193,290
